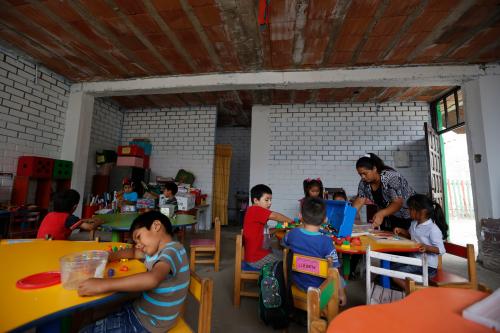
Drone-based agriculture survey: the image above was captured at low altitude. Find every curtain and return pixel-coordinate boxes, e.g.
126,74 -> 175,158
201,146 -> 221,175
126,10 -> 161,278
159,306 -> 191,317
212,144 -> 232,226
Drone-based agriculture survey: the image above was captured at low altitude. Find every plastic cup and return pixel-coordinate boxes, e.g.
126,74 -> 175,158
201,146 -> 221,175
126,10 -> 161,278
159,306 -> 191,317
59,250 -> 109,290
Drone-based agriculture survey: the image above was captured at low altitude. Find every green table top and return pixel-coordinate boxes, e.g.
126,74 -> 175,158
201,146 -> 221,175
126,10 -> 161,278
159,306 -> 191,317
97,212 -> 196,231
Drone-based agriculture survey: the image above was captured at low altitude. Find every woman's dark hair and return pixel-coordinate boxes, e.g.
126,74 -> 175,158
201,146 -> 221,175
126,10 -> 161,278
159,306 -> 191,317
407,194 -> 448,239
53,189 -> 80,213
355,153 -> 394,173
130,211 -> 173,236
303,178 -> 324,197
301,197 -> 326,226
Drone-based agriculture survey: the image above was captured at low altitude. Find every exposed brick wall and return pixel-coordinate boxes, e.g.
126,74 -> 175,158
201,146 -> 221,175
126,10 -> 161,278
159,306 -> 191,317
0,48 -> 71,202
215,127 -> 251,223
255,103 -> 431,218
121,107 -> 217,229
84,98 -> 124,197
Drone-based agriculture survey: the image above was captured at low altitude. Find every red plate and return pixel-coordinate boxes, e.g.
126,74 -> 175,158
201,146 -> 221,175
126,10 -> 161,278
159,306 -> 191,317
16,271 -> 61,289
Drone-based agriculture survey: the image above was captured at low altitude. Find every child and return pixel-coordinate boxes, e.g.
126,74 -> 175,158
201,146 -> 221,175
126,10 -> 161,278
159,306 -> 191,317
78,211 -> 189,333
37,189 -> 103,240
284,197 -> 347,305
298,178 -> 324,214
332,190 -> 347,201
159,181 -> 178,211
121,178 -> 138,204
391,194 -> 447,291
243,184 -> 293,269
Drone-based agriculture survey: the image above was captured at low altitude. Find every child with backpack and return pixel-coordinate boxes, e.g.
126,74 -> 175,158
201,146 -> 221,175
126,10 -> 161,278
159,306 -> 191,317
284,197 -> 347,304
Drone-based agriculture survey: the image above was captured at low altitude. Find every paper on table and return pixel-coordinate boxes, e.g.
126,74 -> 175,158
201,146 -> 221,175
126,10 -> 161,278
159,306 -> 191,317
462,288 -> 500,330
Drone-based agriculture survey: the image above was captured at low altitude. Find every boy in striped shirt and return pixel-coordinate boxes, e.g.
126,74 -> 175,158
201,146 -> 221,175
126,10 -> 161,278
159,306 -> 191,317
78,211 -> 189,332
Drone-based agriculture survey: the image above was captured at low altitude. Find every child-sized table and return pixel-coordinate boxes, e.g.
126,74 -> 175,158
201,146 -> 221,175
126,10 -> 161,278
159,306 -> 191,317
0,239 -> 145,332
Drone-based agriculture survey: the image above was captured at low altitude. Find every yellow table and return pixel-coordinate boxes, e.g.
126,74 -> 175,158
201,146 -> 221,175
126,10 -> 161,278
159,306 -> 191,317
0,239 -> 145,332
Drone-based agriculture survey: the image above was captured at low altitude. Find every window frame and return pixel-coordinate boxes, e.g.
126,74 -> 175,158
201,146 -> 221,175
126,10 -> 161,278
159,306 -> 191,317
430,87 -> 465,134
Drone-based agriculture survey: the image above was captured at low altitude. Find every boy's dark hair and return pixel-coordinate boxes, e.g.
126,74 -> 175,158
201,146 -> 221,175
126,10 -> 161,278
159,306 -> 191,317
332,191 -> 347,201
53,189 -> 80,213
164,182 -> 178,195
407,194 -> 448,239
130,210 -> 173,236
356,153 -> 394,173
251,184 -> 272,202
301,197 -> 326,226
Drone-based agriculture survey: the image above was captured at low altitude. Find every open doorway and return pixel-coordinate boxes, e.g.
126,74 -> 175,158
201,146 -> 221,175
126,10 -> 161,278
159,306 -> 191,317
432,88 -> 477,248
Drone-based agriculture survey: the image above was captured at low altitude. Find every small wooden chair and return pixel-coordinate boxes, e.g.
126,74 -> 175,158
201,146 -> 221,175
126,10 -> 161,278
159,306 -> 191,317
190,217 -> 221,272
430,242 -> 478,289
8,210 -> 41,239
366,246 -> 428,304
233,232 -> 260,306
283,248 -> 341,331
170,271 -> 213,333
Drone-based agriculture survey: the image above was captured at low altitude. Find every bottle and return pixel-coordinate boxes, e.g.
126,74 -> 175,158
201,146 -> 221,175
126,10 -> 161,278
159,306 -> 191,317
112,191 -> 118,213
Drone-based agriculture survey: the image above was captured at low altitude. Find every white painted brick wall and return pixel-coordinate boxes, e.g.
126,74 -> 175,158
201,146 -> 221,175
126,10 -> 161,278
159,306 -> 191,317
121,107 -> 217,229
260,102 -> 431,218
215,127 -> 251,223
0,48 -> 71,202
84,98 -> 124,197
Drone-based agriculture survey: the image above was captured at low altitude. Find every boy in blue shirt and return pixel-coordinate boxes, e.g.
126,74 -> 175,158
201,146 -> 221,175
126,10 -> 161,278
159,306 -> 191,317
284,197 -> 346,305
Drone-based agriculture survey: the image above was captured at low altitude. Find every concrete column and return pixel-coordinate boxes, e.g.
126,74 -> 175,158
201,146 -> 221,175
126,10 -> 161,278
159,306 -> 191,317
61,89 -> 95,213
463,75 -> 500,259
249,105 -> 271,190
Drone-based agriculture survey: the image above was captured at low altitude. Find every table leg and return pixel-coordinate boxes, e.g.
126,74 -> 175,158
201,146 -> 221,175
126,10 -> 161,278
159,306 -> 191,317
342,254 -> 351,280
381,259 -> 391,288
111,231 -> 120,243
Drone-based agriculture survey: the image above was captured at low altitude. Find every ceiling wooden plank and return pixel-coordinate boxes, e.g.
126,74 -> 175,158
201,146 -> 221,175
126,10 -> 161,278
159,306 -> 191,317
214,0 -> 260,70
143,0 -> 197,72
23,0 -> 129,77
436,7 -> 500,62
350,0 -> 389,65
406,0 -> 476,62
379,0 -> 429,61
179,0 -> 222,71
104,0 -> 175,74
291,0 -> 309,66
68,0 -> 154,74
320,0 -> 351,66
467,36 -> 500,63
0,25 -> 89,80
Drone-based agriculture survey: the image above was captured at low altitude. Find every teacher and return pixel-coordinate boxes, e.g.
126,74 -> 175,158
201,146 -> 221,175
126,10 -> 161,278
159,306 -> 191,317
352,153 -> 416,230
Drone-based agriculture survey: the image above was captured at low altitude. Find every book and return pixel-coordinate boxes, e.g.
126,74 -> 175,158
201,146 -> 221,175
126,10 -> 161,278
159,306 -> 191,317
462,288 -> 500,330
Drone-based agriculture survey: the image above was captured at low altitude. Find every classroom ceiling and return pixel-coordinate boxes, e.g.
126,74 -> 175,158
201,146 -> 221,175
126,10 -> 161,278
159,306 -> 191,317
0,0 -> 499,126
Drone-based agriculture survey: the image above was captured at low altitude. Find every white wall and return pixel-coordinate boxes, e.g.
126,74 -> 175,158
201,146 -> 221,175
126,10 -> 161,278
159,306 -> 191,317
0,47 -> 71,202
84,98 -> 124,197
215,127 -> 251,222
121,106 -> 217,229
250,102 -> 431,218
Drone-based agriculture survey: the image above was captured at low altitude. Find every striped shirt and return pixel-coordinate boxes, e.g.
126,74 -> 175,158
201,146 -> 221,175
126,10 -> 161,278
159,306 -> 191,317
133,241 -> 190,332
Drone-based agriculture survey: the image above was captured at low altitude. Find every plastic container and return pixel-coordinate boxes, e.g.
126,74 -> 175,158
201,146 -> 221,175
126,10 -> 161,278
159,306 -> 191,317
60,250 -> 109,290
129,139 -> 152,155
325,200 -> 356,238
17,156 -> 54,179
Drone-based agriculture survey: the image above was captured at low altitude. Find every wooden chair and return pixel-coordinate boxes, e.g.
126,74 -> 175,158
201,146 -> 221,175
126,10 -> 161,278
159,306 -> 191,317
233,232 -> 260,306
8,210 -> 41,239
170,271 -> 213,333
190,217 -> 221,272
366,246 -> 428,304
283,248 -> 341,332
430,242 -> 478,289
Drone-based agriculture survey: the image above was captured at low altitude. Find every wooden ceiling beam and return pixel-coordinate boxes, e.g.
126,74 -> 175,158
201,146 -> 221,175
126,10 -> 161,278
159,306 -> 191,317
406,0 -> 476,62
179,0 -> 222,71
68,0 -> 154,74
143,0 -> 197,72
379,0 -> 429,61
437,9 -> 500,62
292,0 -> 309,67
351,0 -> 389,65
104,0 -> 176,74
215,0 -> 260,70
1,1 -> 109,77
23,0 -> 128,76
320,0 -> 351,66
